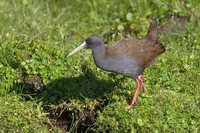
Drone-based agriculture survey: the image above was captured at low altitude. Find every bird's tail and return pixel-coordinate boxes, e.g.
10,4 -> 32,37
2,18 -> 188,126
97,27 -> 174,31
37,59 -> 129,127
145,18 -> 158,42
146,19 -> 165,54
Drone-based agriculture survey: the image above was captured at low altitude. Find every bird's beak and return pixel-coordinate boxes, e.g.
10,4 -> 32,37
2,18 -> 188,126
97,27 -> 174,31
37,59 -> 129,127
67,41 -> 86,58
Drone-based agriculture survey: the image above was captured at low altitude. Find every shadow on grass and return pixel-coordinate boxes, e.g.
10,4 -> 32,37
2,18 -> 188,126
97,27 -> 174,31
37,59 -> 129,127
11,66 -> 119,131
42,67 -> 117,105
12,66 -> 118,104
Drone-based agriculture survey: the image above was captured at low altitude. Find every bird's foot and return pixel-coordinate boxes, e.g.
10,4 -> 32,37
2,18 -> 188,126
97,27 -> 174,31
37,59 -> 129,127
127,101 -> 136,109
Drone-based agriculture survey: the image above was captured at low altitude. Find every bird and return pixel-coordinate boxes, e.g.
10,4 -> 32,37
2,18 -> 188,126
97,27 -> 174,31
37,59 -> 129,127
67,19 -> 165,108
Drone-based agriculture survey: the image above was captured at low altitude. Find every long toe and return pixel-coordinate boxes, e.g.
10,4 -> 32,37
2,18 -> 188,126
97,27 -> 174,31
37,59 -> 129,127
127,104 -> 134,109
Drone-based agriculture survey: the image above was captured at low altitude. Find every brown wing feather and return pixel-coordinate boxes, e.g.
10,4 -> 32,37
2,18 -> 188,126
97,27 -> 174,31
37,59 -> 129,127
105,38 -> 165,67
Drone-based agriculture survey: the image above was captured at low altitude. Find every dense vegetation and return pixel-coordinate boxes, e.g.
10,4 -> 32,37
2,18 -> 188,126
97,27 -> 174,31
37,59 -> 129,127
0,0 -> 200,132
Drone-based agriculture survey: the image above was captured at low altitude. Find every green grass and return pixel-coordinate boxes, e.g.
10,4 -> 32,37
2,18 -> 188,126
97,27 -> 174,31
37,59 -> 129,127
0,94 -> 49,132
0,0 -> 200,132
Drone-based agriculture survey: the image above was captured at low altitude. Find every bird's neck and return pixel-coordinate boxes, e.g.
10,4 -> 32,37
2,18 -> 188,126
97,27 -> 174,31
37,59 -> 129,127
92,45 -> 106,66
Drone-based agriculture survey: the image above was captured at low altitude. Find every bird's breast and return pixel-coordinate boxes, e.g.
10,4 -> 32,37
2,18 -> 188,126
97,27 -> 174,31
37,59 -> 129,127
94,55 -> 144,79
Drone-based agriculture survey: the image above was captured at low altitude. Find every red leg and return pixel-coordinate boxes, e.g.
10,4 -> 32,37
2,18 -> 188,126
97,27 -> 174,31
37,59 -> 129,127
138,75 -> 147,92
127,78 -> 142,109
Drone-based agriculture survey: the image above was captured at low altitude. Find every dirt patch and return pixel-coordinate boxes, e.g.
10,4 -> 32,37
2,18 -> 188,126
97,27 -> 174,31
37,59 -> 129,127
13,74 -> 44,97
47,99 -> 109,132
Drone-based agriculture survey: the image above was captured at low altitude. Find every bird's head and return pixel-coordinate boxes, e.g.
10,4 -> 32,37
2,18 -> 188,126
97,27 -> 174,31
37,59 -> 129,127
67,35 -> 103,57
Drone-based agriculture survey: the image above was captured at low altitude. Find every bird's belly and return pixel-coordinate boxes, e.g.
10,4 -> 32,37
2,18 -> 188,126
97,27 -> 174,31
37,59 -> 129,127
96,56 -> 144,79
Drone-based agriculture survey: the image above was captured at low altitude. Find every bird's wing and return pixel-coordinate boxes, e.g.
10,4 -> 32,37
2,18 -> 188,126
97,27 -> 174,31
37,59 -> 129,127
105,38 -> 165,67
